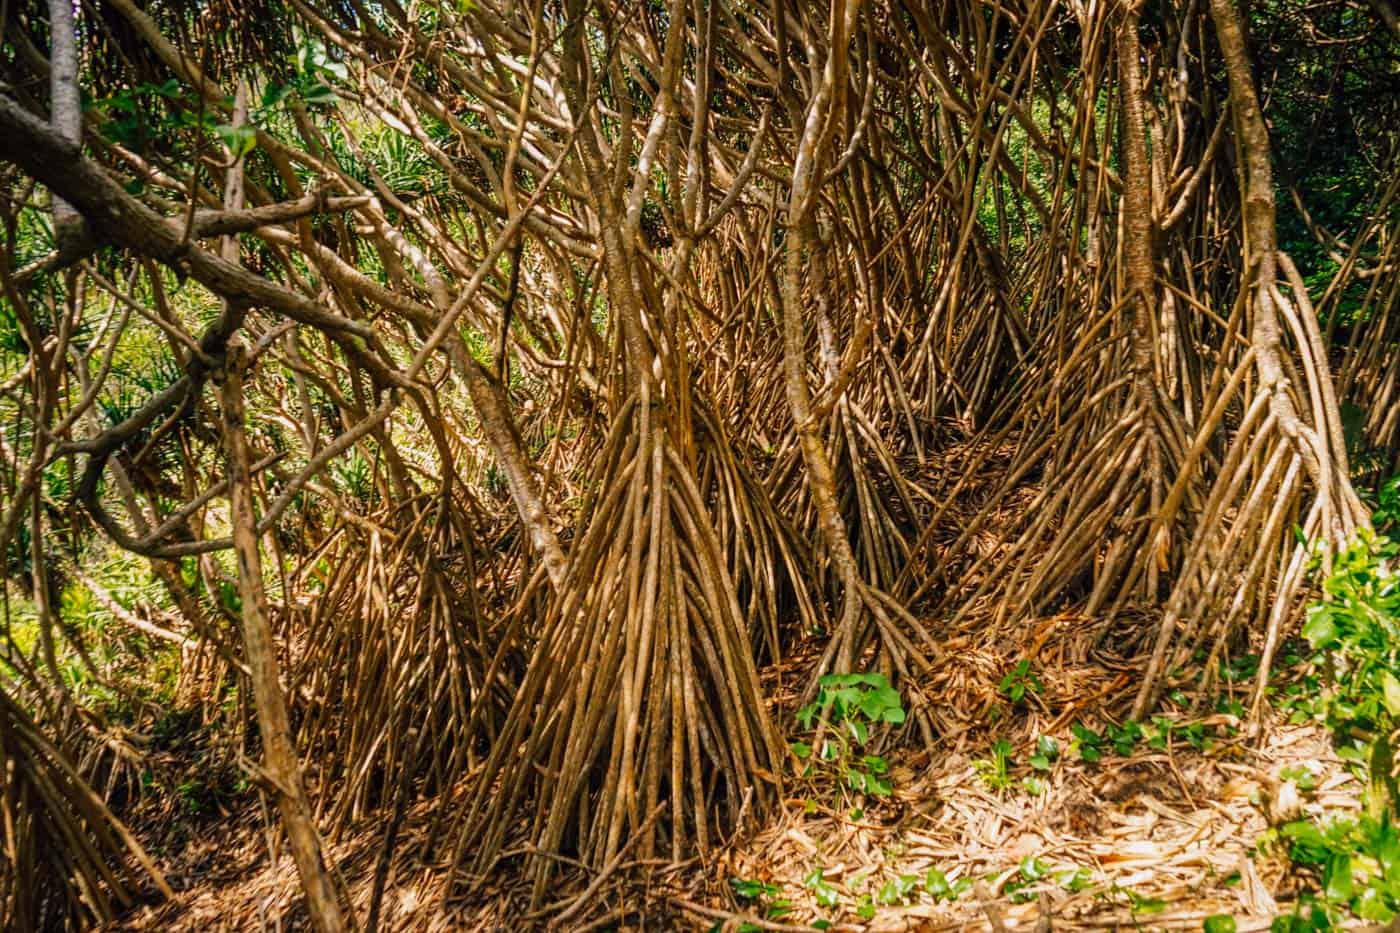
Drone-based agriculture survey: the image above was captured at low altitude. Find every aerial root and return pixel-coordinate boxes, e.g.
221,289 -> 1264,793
447,399 -> 781,908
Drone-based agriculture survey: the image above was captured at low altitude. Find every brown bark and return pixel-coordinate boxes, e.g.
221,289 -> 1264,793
210,95 -> 345,926
1116,6 -> 1167,593
1208,0 -> 1346,521
781,0 -> 867,671
218,344 -> 347,933
47,0 -> 84,253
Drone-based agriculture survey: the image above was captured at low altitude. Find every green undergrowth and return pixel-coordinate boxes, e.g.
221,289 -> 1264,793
739,479 -> 1400,930
792,672 -> 906,806
1262,524 -> 1400,930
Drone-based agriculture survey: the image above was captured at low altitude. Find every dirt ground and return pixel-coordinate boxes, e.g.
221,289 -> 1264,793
113,611 -> 1347,932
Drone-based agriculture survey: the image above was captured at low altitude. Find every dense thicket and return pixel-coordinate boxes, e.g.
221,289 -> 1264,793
0,0 -> 1396,928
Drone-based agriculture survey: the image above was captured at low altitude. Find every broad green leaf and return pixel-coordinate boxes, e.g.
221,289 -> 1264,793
1302,609 -> 1337,648
1324,853 -> 1353,902
925,868 -> 953,900
1381,671 -> 1400,716
215,122 -> 257,159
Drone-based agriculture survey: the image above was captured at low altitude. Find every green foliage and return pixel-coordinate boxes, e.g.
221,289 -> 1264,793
1299,531 -> 1400,779
727,877 -> 790,923
1265,527 -> 1400,927
1028,734 -> 1059,771
1147,715 -> 1210,751
802,868 -> 840,908
729,877 -> 780,901
1003,857 -> 1049,903
999,658 -> 1043,704
1374,476 -> 1400,534
1071,721 -> 1104,763
86,78 -> 187,154
974,738 -> 1015,791
796,672 -> 906,733
1104,720 -> 1142,756
1282,765 -> 1319,793
1123,888 -> 1166,916
333,450 -> 374,502
876,873 -> 920,906
793,672 -> 905,799
1060,866 -> 1094,892
927,868 -> 975,906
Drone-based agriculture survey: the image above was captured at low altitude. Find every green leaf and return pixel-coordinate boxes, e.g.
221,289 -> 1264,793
1357,886 -> 1394,922
1324,853 -> 1352,902
215,122 -> 258,159
1128,893 -> 1166,915
1203,915 -> 1237,933
1059,867 -> 1093,892
925,868 -> 954,901
791,741 -> 812,760
303,83 -> 337,105
1302,609 -> 1338,648
730,877 -> 777,901
1381,671 -> 1400,716
261,82 -> 293,110
847,718 -> 869,745
1019,856 -> 1047,880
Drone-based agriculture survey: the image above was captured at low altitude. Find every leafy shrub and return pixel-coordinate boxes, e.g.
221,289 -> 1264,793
793,672 -> 905,799
1265,528 -> 1400,927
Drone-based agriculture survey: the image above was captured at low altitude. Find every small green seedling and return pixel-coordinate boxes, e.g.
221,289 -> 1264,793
999,659 -> 1044,704
802,867 -> 840,909
1281,765 -> 1318,793
730,877 -> 780,901
1071,721 -> 1104,763
974,738 -> 1015,791
1029,735 -> 1059,771
794,672 -> 906,801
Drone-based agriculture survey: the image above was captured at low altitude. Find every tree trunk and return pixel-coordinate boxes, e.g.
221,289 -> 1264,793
48,0 -> 85,253
218,344 -> 347,933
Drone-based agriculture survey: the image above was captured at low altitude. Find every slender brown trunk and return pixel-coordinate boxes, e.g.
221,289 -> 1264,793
48,0 -> 85,252
215,84 -> 346,933
1209,0 -> 1352,526
218,345 -> 347,933
781,0 -> 866,671
1116,6 -> 1166,593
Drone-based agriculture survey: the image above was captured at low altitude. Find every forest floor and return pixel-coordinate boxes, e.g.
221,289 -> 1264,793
113,617 -> 1349,932
107,428 -> 1358,931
